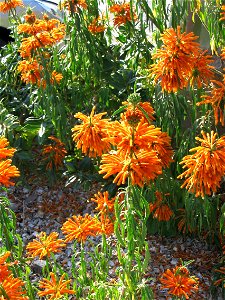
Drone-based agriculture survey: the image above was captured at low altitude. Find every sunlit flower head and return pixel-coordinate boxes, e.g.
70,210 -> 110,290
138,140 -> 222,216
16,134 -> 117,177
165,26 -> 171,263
51,71 -> 63,84
0,251 -> 11,282
91,191 -> 116,214
0,137 -> 16,160
99,149 -> 162,187
0,0 -> 23,13
220,5 -> 225,21
109,3 -> 137,26
177,131 -> 225,198
17,59 -> 43,85
61,214 -> 100,243
72,106 -> 111,157
98,214 -> 114,236
38,272 -> 75,299
160,266 -> 199,299
151,26 -> 200,93
26,232 -> 66,259
0,275 -> 28,299
42,136 -> 67,170
197,79 -> 225,126
0,159 -> 20,187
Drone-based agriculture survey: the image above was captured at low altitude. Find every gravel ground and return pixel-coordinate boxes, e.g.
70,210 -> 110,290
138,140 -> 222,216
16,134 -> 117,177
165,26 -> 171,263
6,182 -> 224,299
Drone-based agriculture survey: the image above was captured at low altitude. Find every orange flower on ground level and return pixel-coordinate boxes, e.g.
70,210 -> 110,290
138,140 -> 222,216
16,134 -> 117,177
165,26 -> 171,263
38,272 -> 75,299
189,50 -> 215,88
72,106 -> 111,157
88,17 -> 105,34
26,232 -> 66,259
197,80 -> 225,126
214,266 -> 225,287
99,149 -> 162,187
109,3 -> 137,26
91,191 -> 116,214
61,214 -> 100,243
160,266 -> 199,299
178,131 -> 225,198
0,159 -> 20,187
0,0 -> 23,13
0,137 -> 16,160
42,136 -> 67,170
150,26 -> 200,93
0,275 -> 28,299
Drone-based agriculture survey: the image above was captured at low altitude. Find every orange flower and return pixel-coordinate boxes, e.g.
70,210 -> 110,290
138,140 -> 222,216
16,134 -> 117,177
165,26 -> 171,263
176,208 -> 193,234
0,0 -> 23,13
177,131 -> 225,198
98,214 -> 114,236
88,17 -> 105,34
91,191 -> 116,214
17,59 -> 43,85
61,214 -> 100,243
51,71 -> 63,84
42,136 -> 67,170
160,266 -> 199,299
26,232 -> 66,259
0,275 -> 28,299
110,3 -> 137,26
122,101 -> 155,125
0,159 -> 20,187
0,136 -> 16,160
72,106 -> 111,157
214,266 -> 225,287
151,26 -> 200,93
197,80 -> 225,126
60,0 -> 87,12
38,272 -> 75,299
149,191 -> 173,221
0,251 -> 11,282
99,149 -> 162,187
220,5 -> 225,21
189,50 -> 215,88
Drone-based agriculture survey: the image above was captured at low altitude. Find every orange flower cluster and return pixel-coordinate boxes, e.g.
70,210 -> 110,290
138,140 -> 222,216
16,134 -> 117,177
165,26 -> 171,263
60,0 -> 87,12
42,136 -> 67,170
160,265 -> 199,299
26,232 -> 66,259
109,3 -> 137,26
0,0 -> 23,13
178,131 -> 225,198
17,12 -> 65,86
98,98 -> 173,187
88,17 -> 105,34
0,251 -> 28,299
62,211 -> 114,243
38,272 -> 75,299
151,26 -> 214,93
72,106 -> 111,157
149,191 -> 173,221
0,136 -> 20,187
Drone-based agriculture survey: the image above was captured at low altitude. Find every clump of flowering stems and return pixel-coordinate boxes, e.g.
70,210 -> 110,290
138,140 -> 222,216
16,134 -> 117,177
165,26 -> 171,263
178,131 -> 225,198
16,10 -> 65,87
70,93 -> 173,298
150,26 -> 214,93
